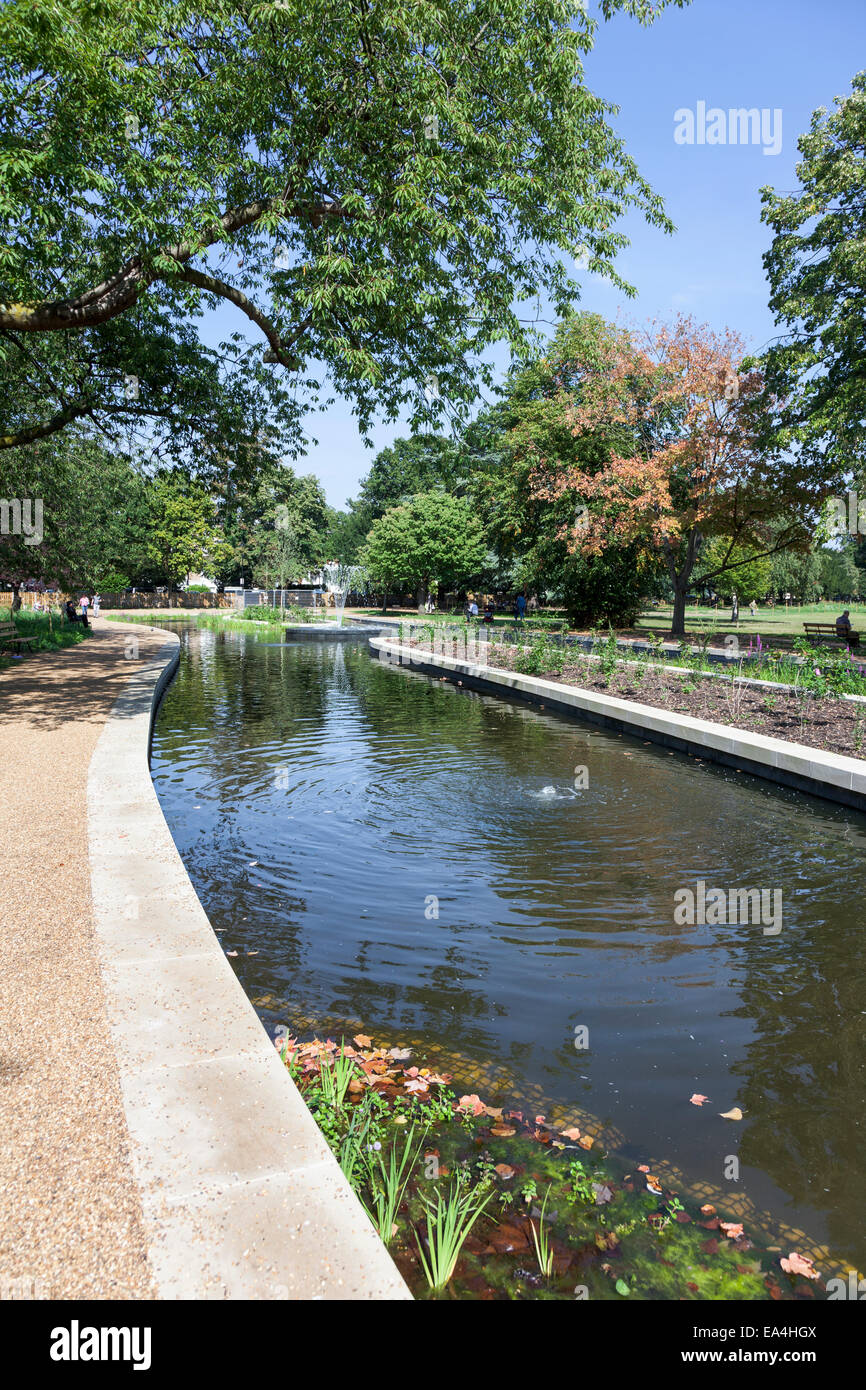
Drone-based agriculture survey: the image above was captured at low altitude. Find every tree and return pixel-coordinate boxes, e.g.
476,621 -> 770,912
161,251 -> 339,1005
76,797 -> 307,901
769,545 -> 822,604
360,490 -> 487,609
145,470 -> 229,594
0,433 -> 153,588
0,0 -> 682,454
247,471 -> 330,588
468,313 -> 663,626
819,545 -> 860,600
697,538 -> 771,604
531,314 -> 822,635
760,73 -> 866,480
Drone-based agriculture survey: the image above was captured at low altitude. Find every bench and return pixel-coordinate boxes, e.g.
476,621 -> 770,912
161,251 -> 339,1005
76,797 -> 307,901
803,622 -> 860,646
0,621 -> 38,655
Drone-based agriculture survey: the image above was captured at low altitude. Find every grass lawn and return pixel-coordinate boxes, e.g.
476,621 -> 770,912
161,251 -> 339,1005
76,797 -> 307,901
634,601 -> 866,645
0,607 -> 91,670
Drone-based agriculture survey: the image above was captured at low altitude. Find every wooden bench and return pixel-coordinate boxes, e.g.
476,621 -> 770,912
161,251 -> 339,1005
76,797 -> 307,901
0,621 -> 38,655
803,622 -> 860,645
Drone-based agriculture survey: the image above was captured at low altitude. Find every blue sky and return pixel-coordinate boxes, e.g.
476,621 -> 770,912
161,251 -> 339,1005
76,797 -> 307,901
212,0 -> 866,508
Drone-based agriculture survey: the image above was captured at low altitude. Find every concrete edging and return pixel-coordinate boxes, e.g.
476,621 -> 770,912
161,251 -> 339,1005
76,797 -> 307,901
371,637 -> 866,814
87,625 -> 411,1300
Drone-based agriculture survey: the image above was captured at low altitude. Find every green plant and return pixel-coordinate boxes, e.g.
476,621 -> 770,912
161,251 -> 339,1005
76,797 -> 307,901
362,1124 -> 427,1246
520,1176 -> 538,1206
566,1160 -> 595,1205
414,1181 -> 494,1294
596,629 -> 621,684
527,1184 -> 555,1279
317,1042 -> 358,1113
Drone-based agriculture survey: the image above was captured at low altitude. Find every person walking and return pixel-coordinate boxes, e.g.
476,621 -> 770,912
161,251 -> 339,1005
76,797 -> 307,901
92,593 -> 101,617
80,593 -> 90,623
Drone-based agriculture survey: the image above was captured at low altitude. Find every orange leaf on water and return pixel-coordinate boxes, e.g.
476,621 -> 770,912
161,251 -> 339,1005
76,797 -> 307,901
780,1252 -> 820,1280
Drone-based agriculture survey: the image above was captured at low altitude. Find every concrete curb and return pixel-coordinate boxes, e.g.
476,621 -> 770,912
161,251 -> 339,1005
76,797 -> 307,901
87,626 -> 411,1300
283,623 -> 372,641
371,638 -> 866,814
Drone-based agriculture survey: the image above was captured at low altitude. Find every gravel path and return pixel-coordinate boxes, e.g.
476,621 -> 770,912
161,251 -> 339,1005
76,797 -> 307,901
0,618 -> 168,1299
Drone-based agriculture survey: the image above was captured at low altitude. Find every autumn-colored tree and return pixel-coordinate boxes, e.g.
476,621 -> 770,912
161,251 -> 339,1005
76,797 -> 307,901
530,315 -> 821,634
467,314 -> 663,625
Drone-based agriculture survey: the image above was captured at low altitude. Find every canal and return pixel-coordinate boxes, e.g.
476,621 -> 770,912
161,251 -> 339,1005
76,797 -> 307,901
150,621 -> 866,1275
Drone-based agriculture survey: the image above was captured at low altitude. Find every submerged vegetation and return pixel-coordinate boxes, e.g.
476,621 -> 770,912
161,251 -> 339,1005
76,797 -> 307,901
278,1033 -> 824,1301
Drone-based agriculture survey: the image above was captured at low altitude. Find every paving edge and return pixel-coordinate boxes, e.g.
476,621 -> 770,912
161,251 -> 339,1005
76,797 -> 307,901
371,638 -> 866,814
87,625 -> 411,1300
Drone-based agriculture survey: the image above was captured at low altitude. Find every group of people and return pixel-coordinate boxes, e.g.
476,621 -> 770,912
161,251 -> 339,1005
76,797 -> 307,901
64,593 -> 100,626
463,592 -> 539,626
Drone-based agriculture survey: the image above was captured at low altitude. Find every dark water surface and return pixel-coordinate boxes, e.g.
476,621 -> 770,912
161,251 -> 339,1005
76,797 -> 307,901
150,622 -> 866,1272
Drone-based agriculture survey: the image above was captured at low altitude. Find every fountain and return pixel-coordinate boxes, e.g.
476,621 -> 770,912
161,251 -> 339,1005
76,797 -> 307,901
322,562 -> 367,627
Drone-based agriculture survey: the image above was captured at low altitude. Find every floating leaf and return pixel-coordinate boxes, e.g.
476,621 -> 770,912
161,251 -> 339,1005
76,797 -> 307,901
780,1252 -> 820,1280
720,1222 -> 744,1239
495,1163 -> 515,1180
353,1033 -> 372,1048
719,1106 -> 743,1121
560,1126 -> 582,1141
690,1093 -> 709,1106
490,1124 -> 516,1137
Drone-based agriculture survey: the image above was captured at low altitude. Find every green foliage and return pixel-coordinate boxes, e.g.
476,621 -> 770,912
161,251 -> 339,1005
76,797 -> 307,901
360,490 -> 488,604
145,469 -> 229,588
415,1181 -> 494,1294
697,538 -> 772,604
760,72 -> 866,482
468,313 -> 663,626
0,0 -> 681,457
361,1125 -> 428,1247
0,433 -> 153,587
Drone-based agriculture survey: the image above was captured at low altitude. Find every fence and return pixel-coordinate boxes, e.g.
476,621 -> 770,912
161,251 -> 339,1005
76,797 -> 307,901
0,590 -> 233,611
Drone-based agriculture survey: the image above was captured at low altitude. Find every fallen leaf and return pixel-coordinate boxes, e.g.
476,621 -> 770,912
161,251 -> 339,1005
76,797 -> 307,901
353,1033 -> 372,1048
638,1164 -> 650,1173
780,1252 -> 820,1280
690,1094 -> 709,1106
720,1222 -> 744,1239
495,1163 -> 515,1180
457,1094 -> 487,1116
560,1126 -> 582,1141
719,1107 -> 743,1121
700,1204 -> 716,1215
578,1135 -> 594,1150
490,1125 -> 516,1138
615,1279 -> 630,1296
594,1183 -> 614,1206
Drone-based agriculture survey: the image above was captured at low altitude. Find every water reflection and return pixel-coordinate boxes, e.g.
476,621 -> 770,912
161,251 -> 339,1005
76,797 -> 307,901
151,623 -> 866,1271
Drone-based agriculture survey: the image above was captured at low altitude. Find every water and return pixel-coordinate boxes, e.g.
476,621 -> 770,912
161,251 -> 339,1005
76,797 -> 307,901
150,622 -> 866,1274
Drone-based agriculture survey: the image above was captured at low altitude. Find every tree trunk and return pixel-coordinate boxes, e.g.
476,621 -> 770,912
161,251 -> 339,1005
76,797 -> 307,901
666,530 -> 700,638
670,582 -> 688,637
